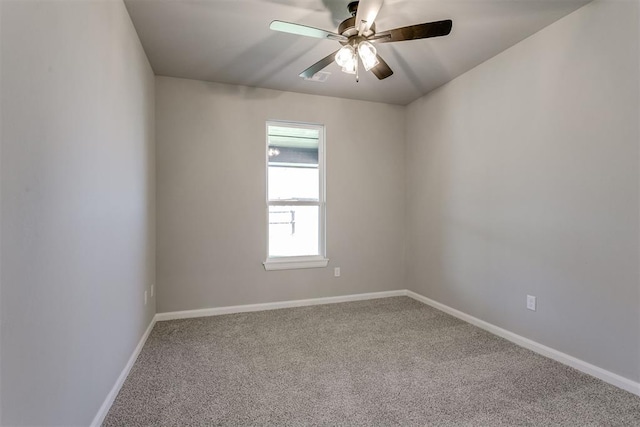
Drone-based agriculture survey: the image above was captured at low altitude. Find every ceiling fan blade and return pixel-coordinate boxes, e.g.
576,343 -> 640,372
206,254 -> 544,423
355,0 -> 384,36
370,55 -> 393,80
372,19 -> 452,43
270,20 -> 347,41
299,49 -> 340,79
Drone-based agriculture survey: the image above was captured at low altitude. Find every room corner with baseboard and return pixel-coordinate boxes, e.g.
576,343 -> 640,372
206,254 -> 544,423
404,0 -> 640,387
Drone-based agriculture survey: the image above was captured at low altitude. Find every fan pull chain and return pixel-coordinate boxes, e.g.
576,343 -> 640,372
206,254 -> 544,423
355,47 -> 360,83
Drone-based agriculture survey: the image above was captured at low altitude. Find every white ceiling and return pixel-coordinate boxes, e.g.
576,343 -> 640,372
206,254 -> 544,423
124,0 -> 591,105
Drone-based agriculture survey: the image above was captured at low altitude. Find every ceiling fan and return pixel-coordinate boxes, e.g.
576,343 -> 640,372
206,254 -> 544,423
269,0 -> 452,82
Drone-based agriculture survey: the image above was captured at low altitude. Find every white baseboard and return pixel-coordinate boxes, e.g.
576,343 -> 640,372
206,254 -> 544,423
405,290 -> 640,397
155,290 -> 407,321
90,316 -> 157,427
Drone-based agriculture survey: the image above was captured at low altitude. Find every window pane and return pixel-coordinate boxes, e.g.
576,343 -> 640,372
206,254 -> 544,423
268,124 -> 319,201
268,166 -> 318,201
268,205 -> 319,257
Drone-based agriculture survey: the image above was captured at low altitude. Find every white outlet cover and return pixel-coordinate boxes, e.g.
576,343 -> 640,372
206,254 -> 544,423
334,267 -> 341,277
526,295 -> 536,311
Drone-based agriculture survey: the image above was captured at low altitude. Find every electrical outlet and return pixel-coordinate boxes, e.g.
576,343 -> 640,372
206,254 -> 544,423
144,290 -> 148,306
151,284 -> 154,297
526,295 -> 536,311
334,267 -> 341,277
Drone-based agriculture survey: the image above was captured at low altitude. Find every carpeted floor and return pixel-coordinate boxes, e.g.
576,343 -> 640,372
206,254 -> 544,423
103,297 -> 640,426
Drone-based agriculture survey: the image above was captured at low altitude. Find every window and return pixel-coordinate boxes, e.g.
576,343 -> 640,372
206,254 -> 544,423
263,121 -> 328,270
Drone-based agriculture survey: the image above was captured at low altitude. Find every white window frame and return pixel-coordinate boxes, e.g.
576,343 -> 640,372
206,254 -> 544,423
263,120 -> 328,271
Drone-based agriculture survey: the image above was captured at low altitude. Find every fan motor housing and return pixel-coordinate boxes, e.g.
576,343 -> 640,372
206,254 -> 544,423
338,16 -> 376,40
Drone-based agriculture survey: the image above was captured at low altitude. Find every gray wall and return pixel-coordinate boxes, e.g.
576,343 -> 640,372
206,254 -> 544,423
0,1 -> 156,425
156,77 -> 405,312
405,0 -> 639,381
0,2 -> 3,422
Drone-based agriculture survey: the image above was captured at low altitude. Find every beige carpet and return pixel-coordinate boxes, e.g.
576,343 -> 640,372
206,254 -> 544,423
104,297 -> 640,426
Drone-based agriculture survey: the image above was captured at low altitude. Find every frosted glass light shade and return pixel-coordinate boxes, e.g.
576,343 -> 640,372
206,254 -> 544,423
341,62 -> 356,74
358,41 -> 379,71
335,45 -> 356,68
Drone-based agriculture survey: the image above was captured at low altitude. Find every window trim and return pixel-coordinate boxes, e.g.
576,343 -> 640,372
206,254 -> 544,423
263,120 -> 328,271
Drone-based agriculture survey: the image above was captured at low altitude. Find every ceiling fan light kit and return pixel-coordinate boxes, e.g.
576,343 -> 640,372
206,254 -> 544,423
269,0 -> 453,82
335,41 -> 379,80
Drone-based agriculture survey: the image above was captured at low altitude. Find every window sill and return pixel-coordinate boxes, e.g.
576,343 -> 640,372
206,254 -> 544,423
263,256 -> 329,271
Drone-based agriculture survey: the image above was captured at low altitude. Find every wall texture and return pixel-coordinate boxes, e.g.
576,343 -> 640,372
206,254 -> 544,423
156,77 -> 405,312
0,1 -> 155,424
405,0 -> 639,381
